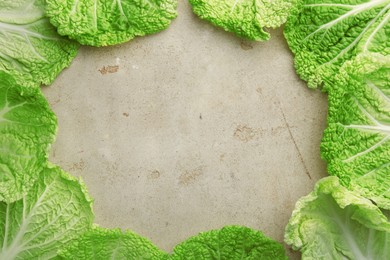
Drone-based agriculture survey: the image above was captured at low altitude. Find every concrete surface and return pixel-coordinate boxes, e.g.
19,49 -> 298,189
42,1 -> 328,258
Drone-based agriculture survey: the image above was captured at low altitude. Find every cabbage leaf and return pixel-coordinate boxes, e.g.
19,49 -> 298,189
285,176 -> 390,259
0,0 -> 79,87
285,0 -> 390,88
46,0 -> 178,46
57,227 -> 168,259
0,165 -> 94,260
58,225 -> 287,259
321,54 -> 390,209
189,0 -> 297,41
171,225 -> 287,259
0,72 -> 57,203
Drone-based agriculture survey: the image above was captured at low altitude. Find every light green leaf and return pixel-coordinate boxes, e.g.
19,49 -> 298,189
189,0 -> 297,41
0,0 -> 79,87
45,0 -> 178,46
321,54 -> 390,209
284,0 -> 390,88
285,176 -> 390,260
0,72 -> 57,203
0,165 -> 94,260
57,226 -> 168,259
171,225 -> 288,259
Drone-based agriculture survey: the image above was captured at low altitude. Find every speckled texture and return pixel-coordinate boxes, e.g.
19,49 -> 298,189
42,1 -> 328,259
46,0 -> 178,46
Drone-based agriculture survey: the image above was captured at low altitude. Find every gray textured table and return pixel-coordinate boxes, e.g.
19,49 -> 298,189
43,1 -> 328,258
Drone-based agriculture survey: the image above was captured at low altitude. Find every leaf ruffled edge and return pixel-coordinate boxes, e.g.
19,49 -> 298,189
189,0 -> 297,41
320,53 -> 390,209
171,225 -> 288,259
285,176 -> 390,251
57,226 -> 168,259
0,71 -> 58,203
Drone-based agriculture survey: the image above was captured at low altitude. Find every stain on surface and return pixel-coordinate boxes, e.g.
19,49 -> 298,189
99,65 -> 119,75
179,166 -> 204,185
69,159 -> 86,171
148,170 -> 161,180
122,112 -> 129,117
230,171 -> 238,180
50,99 -> 61,106
240,41 -> 253,50
234,124 -> 263,142
105,161 -> 119,173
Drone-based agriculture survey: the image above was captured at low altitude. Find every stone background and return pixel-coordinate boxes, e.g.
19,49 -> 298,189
43,1 -> 328,258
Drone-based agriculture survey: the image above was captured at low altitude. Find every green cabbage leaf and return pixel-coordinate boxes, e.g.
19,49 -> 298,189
57,227 -> 168,259
0,72 -> 57,203
285,176 -> 390,259
321,54 -> 390,209
46,0 -> 178,46
0,165 -> 94,260
171,225 -> 287,259
58,225 -> 287,259
189,0 -> 297,41
0,0 -> 79,88
285,0 -> 390,88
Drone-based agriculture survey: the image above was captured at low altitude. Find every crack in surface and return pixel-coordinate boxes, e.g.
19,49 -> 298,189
279,104 -> 312,180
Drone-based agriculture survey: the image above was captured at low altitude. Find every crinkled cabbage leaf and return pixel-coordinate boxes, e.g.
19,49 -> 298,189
0,0 -> 79,87
0,72 -> 57,203
171,225 -> 287,259
46,0 -> 178,46
321,54 -> 390,209
190,0 -> 297,41
0,165 -> 94,259
285,176 -> 390,259
285,0 -> 390,88
57,227 -> 168,259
